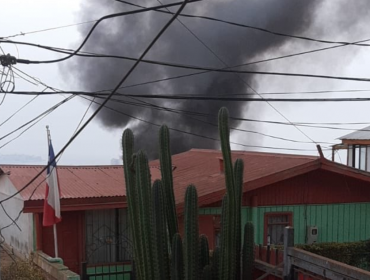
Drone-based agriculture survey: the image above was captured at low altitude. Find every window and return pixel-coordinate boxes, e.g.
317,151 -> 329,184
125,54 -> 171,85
264,212 -> 293,245
348,145 -> 370,171
85,209 -> 132,264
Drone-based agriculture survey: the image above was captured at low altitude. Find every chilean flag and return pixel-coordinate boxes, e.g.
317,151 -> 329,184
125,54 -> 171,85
42,140 -> 62,226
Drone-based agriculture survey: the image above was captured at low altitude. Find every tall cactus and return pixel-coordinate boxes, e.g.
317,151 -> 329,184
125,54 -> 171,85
211,247 -> 220,280
159,125 -> 178,243
152,180 -> 170,280
122,107 -> 254,280
242,222 -> 255,280
135,151 -> 156,279
122,130 -> 143,280
171,233 -> 184,280
234,159 -> 244,279
201,265 -> 212,280
184,185 -> 199,280
218,107 -> 241,280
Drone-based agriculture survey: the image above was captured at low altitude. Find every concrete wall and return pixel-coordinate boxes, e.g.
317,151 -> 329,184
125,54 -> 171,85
0,175 -> 34,258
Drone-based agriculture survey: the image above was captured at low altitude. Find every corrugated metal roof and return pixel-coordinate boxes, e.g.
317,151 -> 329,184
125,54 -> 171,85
0,149 -> 318,203
0,165 -> 130,200
340,125 -> 370,140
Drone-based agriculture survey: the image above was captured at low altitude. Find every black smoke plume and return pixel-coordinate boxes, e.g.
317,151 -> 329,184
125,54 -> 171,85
66,0 -> 322,158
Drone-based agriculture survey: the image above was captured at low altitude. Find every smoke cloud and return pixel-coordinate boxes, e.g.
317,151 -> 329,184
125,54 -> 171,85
66,0 -> 325,158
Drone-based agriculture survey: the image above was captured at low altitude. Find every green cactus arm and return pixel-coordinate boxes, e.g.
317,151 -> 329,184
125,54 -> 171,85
242,222 -> 255,280
218,107 -> 235,194
184,185 -> 199,280
122,129 -> 143,279
211,247 -> 220,280
136,150 -> 156,279
234,158 -> 244,280
159,125 -> 179,243
152,180 -> 170,280
171,233 -> 184,280
201,265 -> 212,280
199,234 -> 210,274
219,194 -> 229,280
218,107 -> 239,280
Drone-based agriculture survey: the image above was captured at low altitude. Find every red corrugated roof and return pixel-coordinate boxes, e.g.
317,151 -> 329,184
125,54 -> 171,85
0,149 -> 318,205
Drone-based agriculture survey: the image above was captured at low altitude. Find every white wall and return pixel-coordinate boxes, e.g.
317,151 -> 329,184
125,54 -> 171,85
0,175 -> 34,258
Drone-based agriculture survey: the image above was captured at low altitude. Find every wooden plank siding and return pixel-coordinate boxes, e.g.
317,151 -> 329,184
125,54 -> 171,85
255,203 -> 370,245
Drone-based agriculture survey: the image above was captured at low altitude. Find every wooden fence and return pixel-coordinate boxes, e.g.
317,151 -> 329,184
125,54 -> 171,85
254,227 -> 370,280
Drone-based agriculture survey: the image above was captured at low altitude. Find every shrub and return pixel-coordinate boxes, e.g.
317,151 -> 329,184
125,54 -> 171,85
297,241 -> 370,270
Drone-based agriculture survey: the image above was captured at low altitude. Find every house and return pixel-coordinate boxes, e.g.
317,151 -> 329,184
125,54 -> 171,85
332,125 -> 370,171
1,148 -> 370,277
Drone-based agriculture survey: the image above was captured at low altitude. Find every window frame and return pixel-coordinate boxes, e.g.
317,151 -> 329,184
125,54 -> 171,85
263,212 -> 293,246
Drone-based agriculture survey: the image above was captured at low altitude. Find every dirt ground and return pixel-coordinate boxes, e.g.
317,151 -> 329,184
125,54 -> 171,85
0,246 -> 17,269
0,247 -> 51,280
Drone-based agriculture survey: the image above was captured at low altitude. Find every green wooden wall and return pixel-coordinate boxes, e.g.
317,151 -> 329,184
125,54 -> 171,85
200,202 -> 370,245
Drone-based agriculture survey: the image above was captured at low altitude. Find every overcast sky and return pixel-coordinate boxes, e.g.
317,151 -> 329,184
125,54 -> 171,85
1,0 -> 370,165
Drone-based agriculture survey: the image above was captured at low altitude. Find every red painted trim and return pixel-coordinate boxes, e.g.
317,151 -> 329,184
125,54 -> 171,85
23,197 -> 127,213
78,212 -> 85,266
263,212 -> 293,246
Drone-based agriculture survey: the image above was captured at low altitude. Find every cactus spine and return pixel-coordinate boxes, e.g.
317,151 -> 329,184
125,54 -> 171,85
159,125 -> 178,243
171,233 -> 184,280
152,180 -> 170,280
242,222 -> 255,280
184,185 -> 199,280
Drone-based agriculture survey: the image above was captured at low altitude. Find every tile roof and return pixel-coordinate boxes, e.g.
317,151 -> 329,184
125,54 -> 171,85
0,149 -> 320,205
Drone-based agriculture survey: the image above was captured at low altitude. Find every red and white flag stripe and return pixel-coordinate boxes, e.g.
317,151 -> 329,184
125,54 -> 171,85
43,139 -> 61,226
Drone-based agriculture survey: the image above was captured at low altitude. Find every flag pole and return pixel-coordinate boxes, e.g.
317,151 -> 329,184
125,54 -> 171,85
46,125 -> 59,258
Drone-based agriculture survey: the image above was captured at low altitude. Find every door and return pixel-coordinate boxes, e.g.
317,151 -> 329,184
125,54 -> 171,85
41,211 -> 83,274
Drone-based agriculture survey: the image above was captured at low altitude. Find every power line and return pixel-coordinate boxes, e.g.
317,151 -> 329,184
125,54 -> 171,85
4,0 -> 370,48
128,0 -> 318,147
5,38 -> 370,83
0,95 -> 75,148
79,94 -> 329,151
7,88 -> 370,96
0,0 -> 199,65
8,90 -> 370,102
6,89 -> 370,128
97,94 -> 335,145
0,0 -> 191,205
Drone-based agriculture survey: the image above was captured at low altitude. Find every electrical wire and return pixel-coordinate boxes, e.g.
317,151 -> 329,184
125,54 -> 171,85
0,1 -> 199,65
7,88 -> 370,96
6,89 -> 370,129
4,0 -> 370,48
0,0 -> 191,205
79,94 -> 328,151
104,94 -> 335,145
9,90 -> 370,102
112,0 -> 317,148
5,39 -> 370,83
0,95 -> 75,148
